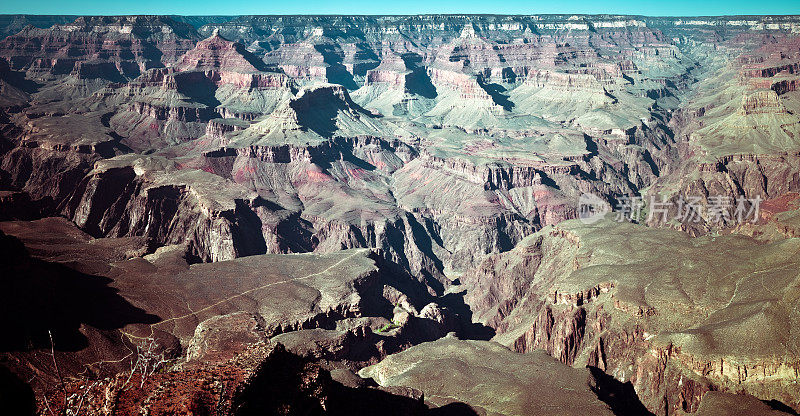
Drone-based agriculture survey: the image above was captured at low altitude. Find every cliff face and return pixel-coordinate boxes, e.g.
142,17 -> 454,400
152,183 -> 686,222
462,219 -> 800,414
0,216 -> 472,412
639,33 -> 800,234
64,156 -> 270,262
0,16 -> 198,73
0,15 -> 757,283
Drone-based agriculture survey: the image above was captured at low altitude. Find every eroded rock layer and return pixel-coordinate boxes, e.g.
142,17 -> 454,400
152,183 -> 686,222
461,217 -> 800,414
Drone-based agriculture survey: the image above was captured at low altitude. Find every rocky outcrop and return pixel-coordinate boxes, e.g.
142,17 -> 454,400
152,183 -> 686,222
693,391 -> 794,415
62,155 -> 267,262
1,145 -> 99,208
0,16 -> 199,79
34,339 -> 435,416
86,32 -> 296,150
741,90 -> 784,114
771,78 -> 800,95
0,12 -> 776,280
460,219 -> 800,415
360,334 -> 617,416
644,151 -> 800,232
175,30 -> 266,73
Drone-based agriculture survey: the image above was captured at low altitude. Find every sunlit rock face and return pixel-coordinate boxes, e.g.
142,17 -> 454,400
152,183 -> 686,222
2,14 -> 800,416
461,218 -> 800,414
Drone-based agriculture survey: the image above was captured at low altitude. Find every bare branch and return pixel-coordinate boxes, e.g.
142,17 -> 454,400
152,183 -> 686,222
48,330 -> 67,416
42,393 -> 56,416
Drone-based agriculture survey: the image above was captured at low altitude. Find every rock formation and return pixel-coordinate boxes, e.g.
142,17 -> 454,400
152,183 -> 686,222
461,217 -> 800,414
360,334 -> 617,415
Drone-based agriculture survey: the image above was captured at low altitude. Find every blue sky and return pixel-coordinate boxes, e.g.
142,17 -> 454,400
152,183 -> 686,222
0,0 -> 798,16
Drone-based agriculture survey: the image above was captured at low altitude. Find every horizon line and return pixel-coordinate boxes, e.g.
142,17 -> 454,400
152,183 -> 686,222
2,13 -> 800,17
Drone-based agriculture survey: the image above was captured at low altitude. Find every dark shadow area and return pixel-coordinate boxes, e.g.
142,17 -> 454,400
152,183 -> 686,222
69,166 -> 136,237
105,131 -> 135,156
763,399 -> 799,415
0,191 -> 48,221
494,219 -> 517,253
640,148 -> 661,177
349,44 -> 380,77
354,59 -> 381,78
287,83 -> 379,139
0,59 -> 40,94
477,78 -> 514,111
118,60 -> 143,79
275,211 -> 319,253
406,67 -> 439,99
401,53 -> 437,99
438,289 -> 496,341
334,139 -> 378,171
0,365 -> 35,416
422,216 -> 444,248
330,381 -> 481,416
363,253 -> 436,316
315,44 -> 358,90
290,89 -> 340,139
583,133 -> 599,158
536,170 -> 560,190
174,72 -> 222,111
427,403 -> 481,416
587,366 -> 654,416
229,199 -> 269,257
358,229 -> 493,342
0,231 -> 159,352
621,73 -> 635,85
382,218 -> 443,295
499,67 -> 517,84
404,212 -> 445,278
577,168 -> 600,183
325,65 -> 358,90
659,123 -> 675,141
359,253 -> 494,350
132,38 -> 165,68
646,89 -> 664,101
603,88 -> 619,104
231,39 -> 272,73
74,62 -> 127,83
0,166 -> 12,190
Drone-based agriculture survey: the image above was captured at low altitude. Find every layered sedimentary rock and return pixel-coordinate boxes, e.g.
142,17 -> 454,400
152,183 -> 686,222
0,16 -> 198,75
461,217 -> 800,414
63,154 -> 269,262
638,33 -> 800,233
0,14 -> 740,282
97,31 -> 295,150
0,16 -> 200,112
23,336 -> 445,416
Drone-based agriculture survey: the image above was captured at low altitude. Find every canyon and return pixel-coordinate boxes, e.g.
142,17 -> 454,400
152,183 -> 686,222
0,13 -> 799,415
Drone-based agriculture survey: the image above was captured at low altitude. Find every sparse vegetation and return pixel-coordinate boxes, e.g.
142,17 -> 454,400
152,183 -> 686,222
121,336 -> 173,390
377,321 -> 401,333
